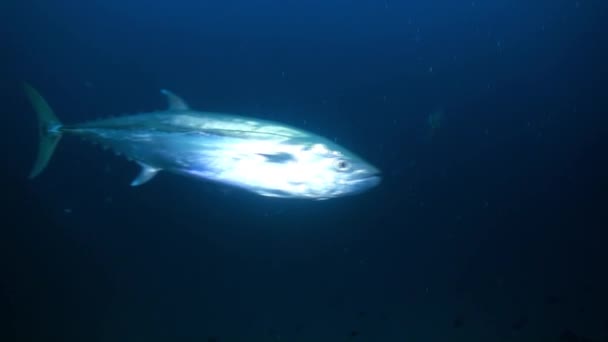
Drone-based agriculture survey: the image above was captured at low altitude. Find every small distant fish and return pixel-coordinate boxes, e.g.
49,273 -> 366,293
427,107 -> 445,139
511,315 -> 528,331
452,316 -> 464,329
559,329 -> 578,342
544,295 -> 561,305
24,84 -> 381,200
559,329 -> 593,342
350,330 -> 360,337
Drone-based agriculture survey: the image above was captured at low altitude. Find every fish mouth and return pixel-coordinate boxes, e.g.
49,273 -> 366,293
347,171 -> 381,190
354,174 -> 381,185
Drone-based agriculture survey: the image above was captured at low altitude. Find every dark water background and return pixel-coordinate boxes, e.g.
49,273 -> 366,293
1,0 -> 607,341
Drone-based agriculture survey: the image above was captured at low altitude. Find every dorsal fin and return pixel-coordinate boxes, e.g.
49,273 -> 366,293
160,89 -> 189,110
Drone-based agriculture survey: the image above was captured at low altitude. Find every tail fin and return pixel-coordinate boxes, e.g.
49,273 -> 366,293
23,83 -> 63,179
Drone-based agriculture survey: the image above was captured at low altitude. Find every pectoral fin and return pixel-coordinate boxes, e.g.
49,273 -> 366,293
131,164 -> 160,186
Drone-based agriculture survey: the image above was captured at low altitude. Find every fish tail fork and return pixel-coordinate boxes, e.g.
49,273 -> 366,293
23,83 -> 63,179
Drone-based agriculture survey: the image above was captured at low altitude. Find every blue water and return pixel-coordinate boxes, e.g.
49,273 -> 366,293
1,0 -> 607,341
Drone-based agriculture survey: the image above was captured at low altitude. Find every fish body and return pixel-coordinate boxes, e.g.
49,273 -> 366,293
25,85 -> 380,200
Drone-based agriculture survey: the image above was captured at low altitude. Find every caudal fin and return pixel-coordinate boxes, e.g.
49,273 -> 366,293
23,83 -> 63,179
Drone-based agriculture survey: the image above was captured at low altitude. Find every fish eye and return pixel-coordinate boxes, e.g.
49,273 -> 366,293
334,159 -> 351,171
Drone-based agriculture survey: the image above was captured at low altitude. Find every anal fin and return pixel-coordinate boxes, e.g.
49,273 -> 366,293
131,164 -> 160,186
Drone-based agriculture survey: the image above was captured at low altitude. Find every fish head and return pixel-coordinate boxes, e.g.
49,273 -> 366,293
310,143 -> 381,199
250,139 -> 381,199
